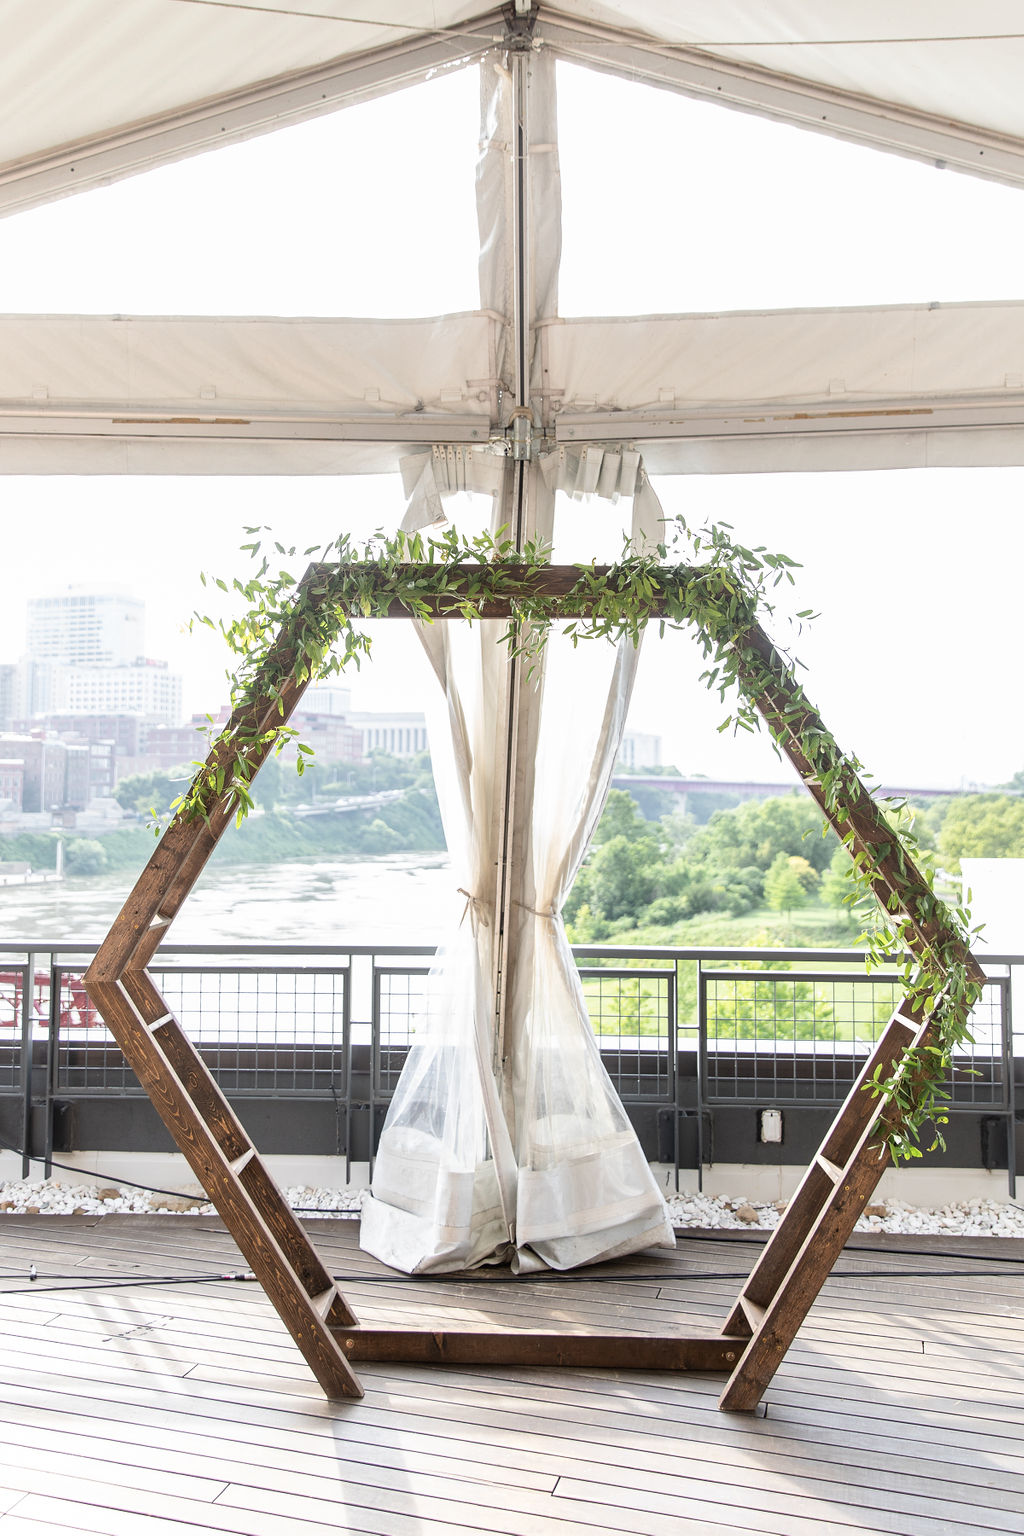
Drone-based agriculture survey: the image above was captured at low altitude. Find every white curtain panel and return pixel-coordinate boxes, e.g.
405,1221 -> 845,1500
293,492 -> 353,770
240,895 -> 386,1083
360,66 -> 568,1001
502,628 -> 674,1270
360,449 -> 673,1272
359,614 -> 519,1273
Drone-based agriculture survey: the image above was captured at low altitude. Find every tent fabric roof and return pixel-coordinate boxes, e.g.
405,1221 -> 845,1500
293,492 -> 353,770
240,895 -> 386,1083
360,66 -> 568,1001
5,303 -> 1024,477
572,1 -> 1024,140
5,5 -> 1024,478
0,1 -> 487,167
4,3 -> 1024,206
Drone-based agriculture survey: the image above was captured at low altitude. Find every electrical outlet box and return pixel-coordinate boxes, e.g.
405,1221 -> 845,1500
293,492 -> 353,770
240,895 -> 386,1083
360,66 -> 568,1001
759,1108 -> 784,1145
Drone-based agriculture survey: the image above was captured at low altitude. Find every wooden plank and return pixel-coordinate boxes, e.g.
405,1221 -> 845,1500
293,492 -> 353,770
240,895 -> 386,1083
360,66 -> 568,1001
0,1437 -> 226,1504
0,1400 -> 562,1498
6,1330 -> 1024,1536
0,1489 -> 507,1536
551,1474 -> 1016,1536
335,1329 -> 745,1370
6,1365 -> 1022,1526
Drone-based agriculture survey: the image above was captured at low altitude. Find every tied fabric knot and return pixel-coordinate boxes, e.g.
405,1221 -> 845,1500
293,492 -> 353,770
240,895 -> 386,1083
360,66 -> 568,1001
513,898 -> 558,923
457,888 -> 491,935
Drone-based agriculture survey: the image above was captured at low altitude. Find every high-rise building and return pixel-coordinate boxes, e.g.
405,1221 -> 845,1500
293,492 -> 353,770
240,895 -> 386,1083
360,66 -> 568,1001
0,735 -> 68,814
19,587 -> 182,728
348,711 -> 429,758
27,587 -> 145,667
619,730 -> 662,771
59,658 -> 182,723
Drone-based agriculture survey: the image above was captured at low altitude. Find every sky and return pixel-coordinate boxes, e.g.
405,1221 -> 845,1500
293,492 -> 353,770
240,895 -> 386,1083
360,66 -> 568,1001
1,59 -> 1023,791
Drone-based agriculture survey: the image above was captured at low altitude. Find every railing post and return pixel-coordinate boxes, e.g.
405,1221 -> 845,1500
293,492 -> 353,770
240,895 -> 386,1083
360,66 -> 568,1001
368,956 -> 379,1179
44,959 -> 59,1179
1001,972 -> 1016,1198
19,950 -> 36,1180
670,960 -> 680,1191
342,964 -> 352,1185
696,957 -> 707,1192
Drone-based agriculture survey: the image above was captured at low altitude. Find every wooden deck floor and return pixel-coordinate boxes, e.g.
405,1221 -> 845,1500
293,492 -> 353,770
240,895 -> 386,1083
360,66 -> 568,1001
0,1214 -> 1019,1535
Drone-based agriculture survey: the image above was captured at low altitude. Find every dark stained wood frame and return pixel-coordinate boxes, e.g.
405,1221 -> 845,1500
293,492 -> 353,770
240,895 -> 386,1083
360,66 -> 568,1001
83,564 -> 984,1410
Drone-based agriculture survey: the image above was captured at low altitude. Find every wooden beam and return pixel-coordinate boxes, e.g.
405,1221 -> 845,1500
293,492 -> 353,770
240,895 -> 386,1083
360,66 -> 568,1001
335,1329 -> 746,1370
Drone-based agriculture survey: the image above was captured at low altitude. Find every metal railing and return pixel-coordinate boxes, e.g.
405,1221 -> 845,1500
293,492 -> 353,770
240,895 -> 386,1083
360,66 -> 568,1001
0,940 -> 1018,1191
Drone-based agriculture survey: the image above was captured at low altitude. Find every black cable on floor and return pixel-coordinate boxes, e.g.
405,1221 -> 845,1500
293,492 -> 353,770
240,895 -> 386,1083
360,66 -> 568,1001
0,1262 -> 1020,1297
0,1272 -> 255,1295
677,1231 -> 1024,1263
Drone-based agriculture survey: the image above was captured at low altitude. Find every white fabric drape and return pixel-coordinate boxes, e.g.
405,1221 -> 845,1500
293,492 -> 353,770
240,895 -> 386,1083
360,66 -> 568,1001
501,630 -> 674,1270
360,449 -> 674,1273
359,615 -> 519,1272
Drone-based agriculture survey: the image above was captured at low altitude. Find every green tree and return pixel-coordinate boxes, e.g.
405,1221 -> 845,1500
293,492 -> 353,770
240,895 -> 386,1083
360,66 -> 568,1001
939,794 -> 1024,869
592,788 -> 656,847
821,846 -> 856,910
113,766 -> 192,816
64,838 -> 107,877
787,855 -> 819,895
577,834 -> 665,923
356,817 -> 401,853
681,794 -> 837,877
764,853 -> 809,919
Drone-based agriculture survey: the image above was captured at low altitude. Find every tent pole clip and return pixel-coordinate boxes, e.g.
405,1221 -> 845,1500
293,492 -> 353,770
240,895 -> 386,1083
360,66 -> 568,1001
507,407 -> 534,461
504,2 -> 538,47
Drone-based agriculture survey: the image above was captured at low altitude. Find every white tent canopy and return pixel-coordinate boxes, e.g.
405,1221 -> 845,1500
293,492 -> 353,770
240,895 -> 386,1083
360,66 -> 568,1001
3,2 -> 1024,477
7,3 -> 1024,207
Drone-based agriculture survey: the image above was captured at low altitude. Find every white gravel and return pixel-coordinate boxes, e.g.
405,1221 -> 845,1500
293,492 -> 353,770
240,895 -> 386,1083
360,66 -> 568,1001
664,1191 -> 1024,1238
1,1179 -> 1022,1237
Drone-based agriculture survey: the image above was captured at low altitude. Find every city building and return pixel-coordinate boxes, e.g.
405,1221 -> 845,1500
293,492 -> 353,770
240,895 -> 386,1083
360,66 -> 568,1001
14,588 -> 183,728
58,657 -> 182,724
0,735 -> 67,814
348,711 -> 429,758
132,717 -> 212,774
25,714 -> 144,758
204,702 -> 363,768
302,682 -> 353,717
27,587 -> 145,667
0,759 -> 24,813
289,707 -> 363,765
0,664 -> 19,732
619,730 -> 662,771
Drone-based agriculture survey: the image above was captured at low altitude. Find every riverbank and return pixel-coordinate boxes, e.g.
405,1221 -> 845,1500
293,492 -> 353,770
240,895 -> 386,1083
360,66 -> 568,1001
0,849 -> 459,945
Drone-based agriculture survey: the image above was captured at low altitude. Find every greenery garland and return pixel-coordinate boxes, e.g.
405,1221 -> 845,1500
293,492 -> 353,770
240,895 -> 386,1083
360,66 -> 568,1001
187,516 -> 982,1164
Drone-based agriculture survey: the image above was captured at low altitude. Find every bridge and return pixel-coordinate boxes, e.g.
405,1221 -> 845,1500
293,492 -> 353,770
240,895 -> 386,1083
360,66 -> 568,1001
611,775 -> 976,806
291,790 -> 406,818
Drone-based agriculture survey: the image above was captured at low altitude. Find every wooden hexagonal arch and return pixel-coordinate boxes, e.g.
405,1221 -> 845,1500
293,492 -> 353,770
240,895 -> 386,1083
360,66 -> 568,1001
83,561 -> 984,1409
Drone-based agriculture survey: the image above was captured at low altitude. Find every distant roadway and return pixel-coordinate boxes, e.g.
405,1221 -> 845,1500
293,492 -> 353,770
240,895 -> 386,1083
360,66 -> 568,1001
611,775 -> 982,802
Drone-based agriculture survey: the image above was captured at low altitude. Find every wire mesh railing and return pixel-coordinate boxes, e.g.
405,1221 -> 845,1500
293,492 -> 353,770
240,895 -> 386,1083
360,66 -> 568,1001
578,966 -> 675,1102
50,964 -> 351,1096
698,968 -> 1011,1111
0,940 -> 1016,1187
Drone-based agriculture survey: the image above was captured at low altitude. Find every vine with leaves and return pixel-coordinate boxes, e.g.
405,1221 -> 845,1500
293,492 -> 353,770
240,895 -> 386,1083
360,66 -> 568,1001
185,515 -> 982,1164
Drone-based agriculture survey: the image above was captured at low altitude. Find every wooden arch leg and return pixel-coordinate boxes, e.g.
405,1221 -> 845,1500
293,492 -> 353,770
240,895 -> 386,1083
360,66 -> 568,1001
718,1004 -> 926,1411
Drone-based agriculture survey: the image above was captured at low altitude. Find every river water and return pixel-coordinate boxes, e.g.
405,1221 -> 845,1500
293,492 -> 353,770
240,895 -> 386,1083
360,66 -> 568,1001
0,853 -> 459,949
